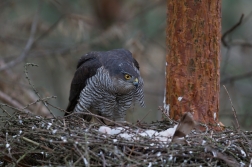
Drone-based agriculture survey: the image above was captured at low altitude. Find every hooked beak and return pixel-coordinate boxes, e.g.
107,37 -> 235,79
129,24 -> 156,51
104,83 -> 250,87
133,78 -> 139,87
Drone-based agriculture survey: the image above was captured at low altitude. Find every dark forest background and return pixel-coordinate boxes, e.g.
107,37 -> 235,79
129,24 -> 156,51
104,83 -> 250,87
0,0 -> 252,129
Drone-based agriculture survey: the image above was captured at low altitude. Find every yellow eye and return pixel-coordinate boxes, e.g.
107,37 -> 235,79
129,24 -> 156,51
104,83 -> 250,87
124,74 -> 131,80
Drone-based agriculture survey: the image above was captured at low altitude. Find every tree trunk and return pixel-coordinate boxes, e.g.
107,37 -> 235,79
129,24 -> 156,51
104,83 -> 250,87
165,0 -> 221,125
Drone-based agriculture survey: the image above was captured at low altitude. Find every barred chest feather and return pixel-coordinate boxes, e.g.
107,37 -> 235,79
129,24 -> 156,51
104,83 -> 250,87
74,67 -> 137,122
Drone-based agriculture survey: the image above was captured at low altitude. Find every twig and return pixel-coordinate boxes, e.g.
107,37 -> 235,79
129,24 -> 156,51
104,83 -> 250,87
0,3 -> 40,72
221,14 -> 244,47
24,63 -> 56,118
221,70 -> 252,84
137,109 -> 152,123
158,106 -> 173,123
0,90 -> 32,115
34,15 -> 64,43
22,136 -> 53,152
100,151 -> 107,167
1,113 -> 252,166
84,132 -> 90,167
22,96 -> 56,111
47,101 -> 67,114
0,5 -> 64,72
0,104 -> 12,117
223,85 -> 240,130
241,132 -> 252,149
198,122 -> 209,134
0,103 -> 33,115
16,145 -> 39,164
73,144 -> 89,167
66,111 -> 133,128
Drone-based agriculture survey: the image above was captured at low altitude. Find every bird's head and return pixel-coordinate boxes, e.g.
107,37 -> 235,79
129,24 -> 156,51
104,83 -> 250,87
110,62 -> 141,94
122,72 -> 139,86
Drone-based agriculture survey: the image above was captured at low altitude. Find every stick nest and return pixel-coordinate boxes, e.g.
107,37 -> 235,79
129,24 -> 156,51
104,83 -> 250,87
0,114 -> 252,167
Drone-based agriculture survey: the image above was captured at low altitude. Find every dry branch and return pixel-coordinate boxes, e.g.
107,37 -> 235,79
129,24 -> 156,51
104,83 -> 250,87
0,4 -> 39,72
223,85 -> 240,130
221,14 -> 244,47
0,90 -> 32,115
0,112 -> 251,166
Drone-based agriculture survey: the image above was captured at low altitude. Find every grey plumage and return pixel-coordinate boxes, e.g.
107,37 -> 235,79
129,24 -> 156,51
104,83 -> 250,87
65,49 -> 144,124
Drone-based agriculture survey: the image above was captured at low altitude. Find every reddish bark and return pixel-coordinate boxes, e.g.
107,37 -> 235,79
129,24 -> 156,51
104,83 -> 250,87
165,0 -> 221,125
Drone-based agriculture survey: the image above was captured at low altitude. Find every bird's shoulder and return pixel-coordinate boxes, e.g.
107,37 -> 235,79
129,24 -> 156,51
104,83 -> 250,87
66,52 -> 102,113
75,52 -> 103,81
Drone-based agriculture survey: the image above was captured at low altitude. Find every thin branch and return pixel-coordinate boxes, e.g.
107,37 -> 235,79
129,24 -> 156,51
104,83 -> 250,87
66,112 -> 134,129
0,104 -> 12,117
221,14 -> 244,47
22,96 -> 57,111
223,85 -> 240,130
0,7 -> 64,72
0,3 -> 40,72
34,14 -> 65,43
24,63 -> 56,118
1,113 -> 251,166
16,145 -> 39,164
221,70 -> 252,84
22,136 -> 53,152
0,90 -> 32,114
137,109 -> 153,124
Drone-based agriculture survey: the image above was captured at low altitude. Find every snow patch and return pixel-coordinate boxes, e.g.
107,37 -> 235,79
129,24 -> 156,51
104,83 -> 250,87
178,97 -> 183,101
98,124 -> 178,144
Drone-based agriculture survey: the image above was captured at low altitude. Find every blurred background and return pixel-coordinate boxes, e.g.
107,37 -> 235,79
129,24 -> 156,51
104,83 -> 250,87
0,0 -> 252,129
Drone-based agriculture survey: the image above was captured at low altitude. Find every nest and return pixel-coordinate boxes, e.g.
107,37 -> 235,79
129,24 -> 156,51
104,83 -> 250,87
0,112 -> 252,167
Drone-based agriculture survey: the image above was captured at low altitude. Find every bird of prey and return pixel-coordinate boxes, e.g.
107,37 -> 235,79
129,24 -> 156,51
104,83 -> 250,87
65,49 -> 144,124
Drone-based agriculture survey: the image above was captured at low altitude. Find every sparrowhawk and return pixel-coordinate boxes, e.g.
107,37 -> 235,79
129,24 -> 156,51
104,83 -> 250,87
65,49 -> 144,124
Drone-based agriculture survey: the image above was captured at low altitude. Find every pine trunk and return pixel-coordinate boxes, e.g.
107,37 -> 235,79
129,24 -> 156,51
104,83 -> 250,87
165,0 -> 221,125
